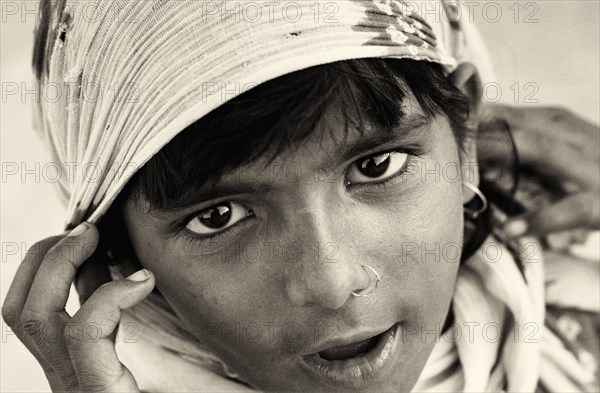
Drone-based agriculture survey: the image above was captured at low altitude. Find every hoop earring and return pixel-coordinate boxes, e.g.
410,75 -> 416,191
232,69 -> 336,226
463,182 -> 488,220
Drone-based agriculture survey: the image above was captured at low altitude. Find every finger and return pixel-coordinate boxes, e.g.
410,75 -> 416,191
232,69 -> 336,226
504,192 -> 600,237
21,222 -> 99,391
498,105 -> 599,155
1,236 -> 65,388
65,269 -> 155,391
25,223 -> 99,314
2,236 -> 61,338
481,105 -> 599,188
525,107 -> 600,151
75,249 -> 112,306
514,129 -> 599,189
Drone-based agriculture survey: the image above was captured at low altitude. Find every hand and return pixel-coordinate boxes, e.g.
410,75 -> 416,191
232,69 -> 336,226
1,222 -> 155,392
478,104 -> 600,237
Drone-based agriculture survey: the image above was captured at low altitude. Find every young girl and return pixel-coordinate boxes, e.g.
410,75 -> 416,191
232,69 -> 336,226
3,0 -> 598,392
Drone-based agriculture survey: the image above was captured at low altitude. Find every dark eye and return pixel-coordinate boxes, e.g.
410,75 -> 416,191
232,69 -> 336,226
185,201 -> 253,235
346,151 -> 409,185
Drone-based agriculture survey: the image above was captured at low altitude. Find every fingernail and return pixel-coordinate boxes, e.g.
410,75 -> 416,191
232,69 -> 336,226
67,222 -> 88,237
504,220 -> 527,237
127,269 -> 150,282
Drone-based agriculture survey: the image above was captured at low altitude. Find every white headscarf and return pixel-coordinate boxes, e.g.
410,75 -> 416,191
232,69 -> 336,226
33,0 -> 493,230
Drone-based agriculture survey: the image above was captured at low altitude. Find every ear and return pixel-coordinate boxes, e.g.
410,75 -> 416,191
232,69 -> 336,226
448,62 -> 483,114
447,62 -> 483,204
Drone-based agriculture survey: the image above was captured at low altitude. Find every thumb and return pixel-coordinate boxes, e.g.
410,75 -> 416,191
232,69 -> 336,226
65,269 -> 155,392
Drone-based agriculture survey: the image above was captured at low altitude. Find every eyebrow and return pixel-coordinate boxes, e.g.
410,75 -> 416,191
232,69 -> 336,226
147,113 -> 432,218
333,113 -> 431,167
146,182 -> 272,219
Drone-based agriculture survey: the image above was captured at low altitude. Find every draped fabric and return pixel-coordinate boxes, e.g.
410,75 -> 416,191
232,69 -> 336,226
32,0 -> 488,230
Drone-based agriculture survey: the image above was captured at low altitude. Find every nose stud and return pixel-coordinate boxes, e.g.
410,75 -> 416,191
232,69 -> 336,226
351,265 -> 382,297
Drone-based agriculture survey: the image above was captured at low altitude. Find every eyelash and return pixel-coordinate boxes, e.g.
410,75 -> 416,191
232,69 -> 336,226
174,146 -> 428,246
170,203 -> 255,247
178,225 -> 228,248
346,146 -> 427,190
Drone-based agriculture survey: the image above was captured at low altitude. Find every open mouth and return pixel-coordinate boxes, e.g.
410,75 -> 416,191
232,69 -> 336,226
301,323 -> 401,390
318,334 -> 381,360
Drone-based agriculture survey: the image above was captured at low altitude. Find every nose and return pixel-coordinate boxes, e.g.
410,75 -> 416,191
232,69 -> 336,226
283,207 -> 372,309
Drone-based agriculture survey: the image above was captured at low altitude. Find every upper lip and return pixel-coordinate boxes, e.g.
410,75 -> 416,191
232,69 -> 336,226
301,324 -> 395,357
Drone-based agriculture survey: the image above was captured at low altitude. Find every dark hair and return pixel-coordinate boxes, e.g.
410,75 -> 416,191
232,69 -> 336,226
98,58 -> 472,260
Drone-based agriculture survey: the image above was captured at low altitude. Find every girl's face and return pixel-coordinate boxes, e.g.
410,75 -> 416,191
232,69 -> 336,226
122,90 -> 472,392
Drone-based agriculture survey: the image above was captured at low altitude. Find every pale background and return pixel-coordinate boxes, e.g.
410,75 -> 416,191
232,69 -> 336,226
1,1 -> 599,391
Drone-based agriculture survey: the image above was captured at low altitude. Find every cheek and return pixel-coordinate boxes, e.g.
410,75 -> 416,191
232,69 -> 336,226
135,242 -> 253,324
123,231 -> 238,336
130,237 -> 288,370
401,178 -> 463,313
369,170 -> 462,309
368,126 -> 464,323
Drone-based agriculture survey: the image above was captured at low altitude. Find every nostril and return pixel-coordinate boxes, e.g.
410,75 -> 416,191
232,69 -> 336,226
285,267 -> 358,309
311,287 -> 351,310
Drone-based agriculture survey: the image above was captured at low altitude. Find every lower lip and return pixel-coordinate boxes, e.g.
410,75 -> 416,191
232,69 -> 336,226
301,323 -> 402,390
